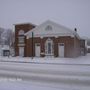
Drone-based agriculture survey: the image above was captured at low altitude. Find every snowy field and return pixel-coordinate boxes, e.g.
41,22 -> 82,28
0,54 -> 90,90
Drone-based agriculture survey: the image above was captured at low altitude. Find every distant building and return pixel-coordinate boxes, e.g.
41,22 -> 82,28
0,45 -> 10,56
87,39 -> 90,53
80,38 -> 87,55
14,20 -> 83,58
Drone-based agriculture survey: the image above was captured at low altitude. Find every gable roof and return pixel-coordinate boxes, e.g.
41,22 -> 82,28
25,20 -> 80,38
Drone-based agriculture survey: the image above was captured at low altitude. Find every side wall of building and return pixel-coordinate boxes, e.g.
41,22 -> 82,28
74,36 -> 81,57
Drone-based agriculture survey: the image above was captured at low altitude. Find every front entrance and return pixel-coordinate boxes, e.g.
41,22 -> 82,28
19,47 -> 24,57
58,43 -> 64,57
35,43 -> 40,57
45,38 -> 54,56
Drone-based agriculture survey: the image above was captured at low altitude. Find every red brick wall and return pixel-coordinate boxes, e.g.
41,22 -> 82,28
15,24 -> 35,56
25,36 -> 80,58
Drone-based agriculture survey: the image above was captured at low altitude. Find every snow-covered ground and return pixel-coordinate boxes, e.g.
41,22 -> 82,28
0,54 -> 90,90
0,80 -> 61,90
0,53 -> 90,65
0,80 -> 90,90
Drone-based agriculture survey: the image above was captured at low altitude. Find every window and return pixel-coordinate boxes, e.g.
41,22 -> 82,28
3,50 -> 10,56
18,36 -> 24,43
45,25 -> 52,31
45,38 -> 54,55
48,43 -> 52,54
18,30 -> 25,44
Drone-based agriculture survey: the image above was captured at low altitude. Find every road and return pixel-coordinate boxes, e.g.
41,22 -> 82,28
0,61 -> 90,89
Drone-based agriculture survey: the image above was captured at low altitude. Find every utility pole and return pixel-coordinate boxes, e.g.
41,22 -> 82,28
32,32 -> 34,59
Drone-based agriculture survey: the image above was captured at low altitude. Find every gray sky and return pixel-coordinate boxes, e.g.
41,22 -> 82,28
0,0 -> 90,38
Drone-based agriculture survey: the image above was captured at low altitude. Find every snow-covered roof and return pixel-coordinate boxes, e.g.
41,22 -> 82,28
25,20 -> 80,38
80,36 -> 88,40
0,45 -> 10,50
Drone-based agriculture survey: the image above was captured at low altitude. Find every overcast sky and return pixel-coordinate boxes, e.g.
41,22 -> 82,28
0,0 -> 90,38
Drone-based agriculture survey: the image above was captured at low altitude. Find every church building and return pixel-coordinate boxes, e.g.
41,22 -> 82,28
15,20 -> 81,58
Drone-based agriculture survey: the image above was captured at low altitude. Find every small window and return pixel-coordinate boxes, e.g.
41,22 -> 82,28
18,30 -> 25,44
3,50 -> 10,56
18,36 -> 24,43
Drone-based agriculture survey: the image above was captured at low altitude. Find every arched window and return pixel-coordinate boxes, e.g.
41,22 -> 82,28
45,25 -> 52,31
18,30 -> 24,35
45,38 -> 54,55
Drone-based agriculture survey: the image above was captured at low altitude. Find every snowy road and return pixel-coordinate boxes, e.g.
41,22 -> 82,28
0,61 -> 90,90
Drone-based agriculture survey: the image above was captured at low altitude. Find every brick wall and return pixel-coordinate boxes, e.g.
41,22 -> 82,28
25,36 -> 80,58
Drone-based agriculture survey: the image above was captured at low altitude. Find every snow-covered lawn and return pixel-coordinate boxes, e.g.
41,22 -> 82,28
0,53 -> 90,65
0,54 -> 90,90
0,80 -> 61,90
0,78 -> 90,90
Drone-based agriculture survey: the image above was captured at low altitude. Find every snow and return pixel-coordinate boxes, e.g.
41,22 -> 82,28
87,45 -> 90,48
1,45 -> 10,50
0,77 -> 90,90
0,54 -> 90,65
0,78 -> 90,90
0,80 -> 61,90
0,54 -> 90,90
25,20 -> 79,38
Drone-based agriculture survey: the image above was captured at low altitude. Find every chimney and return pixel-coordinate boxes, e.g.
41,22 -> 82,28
74,28 -> 77,32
